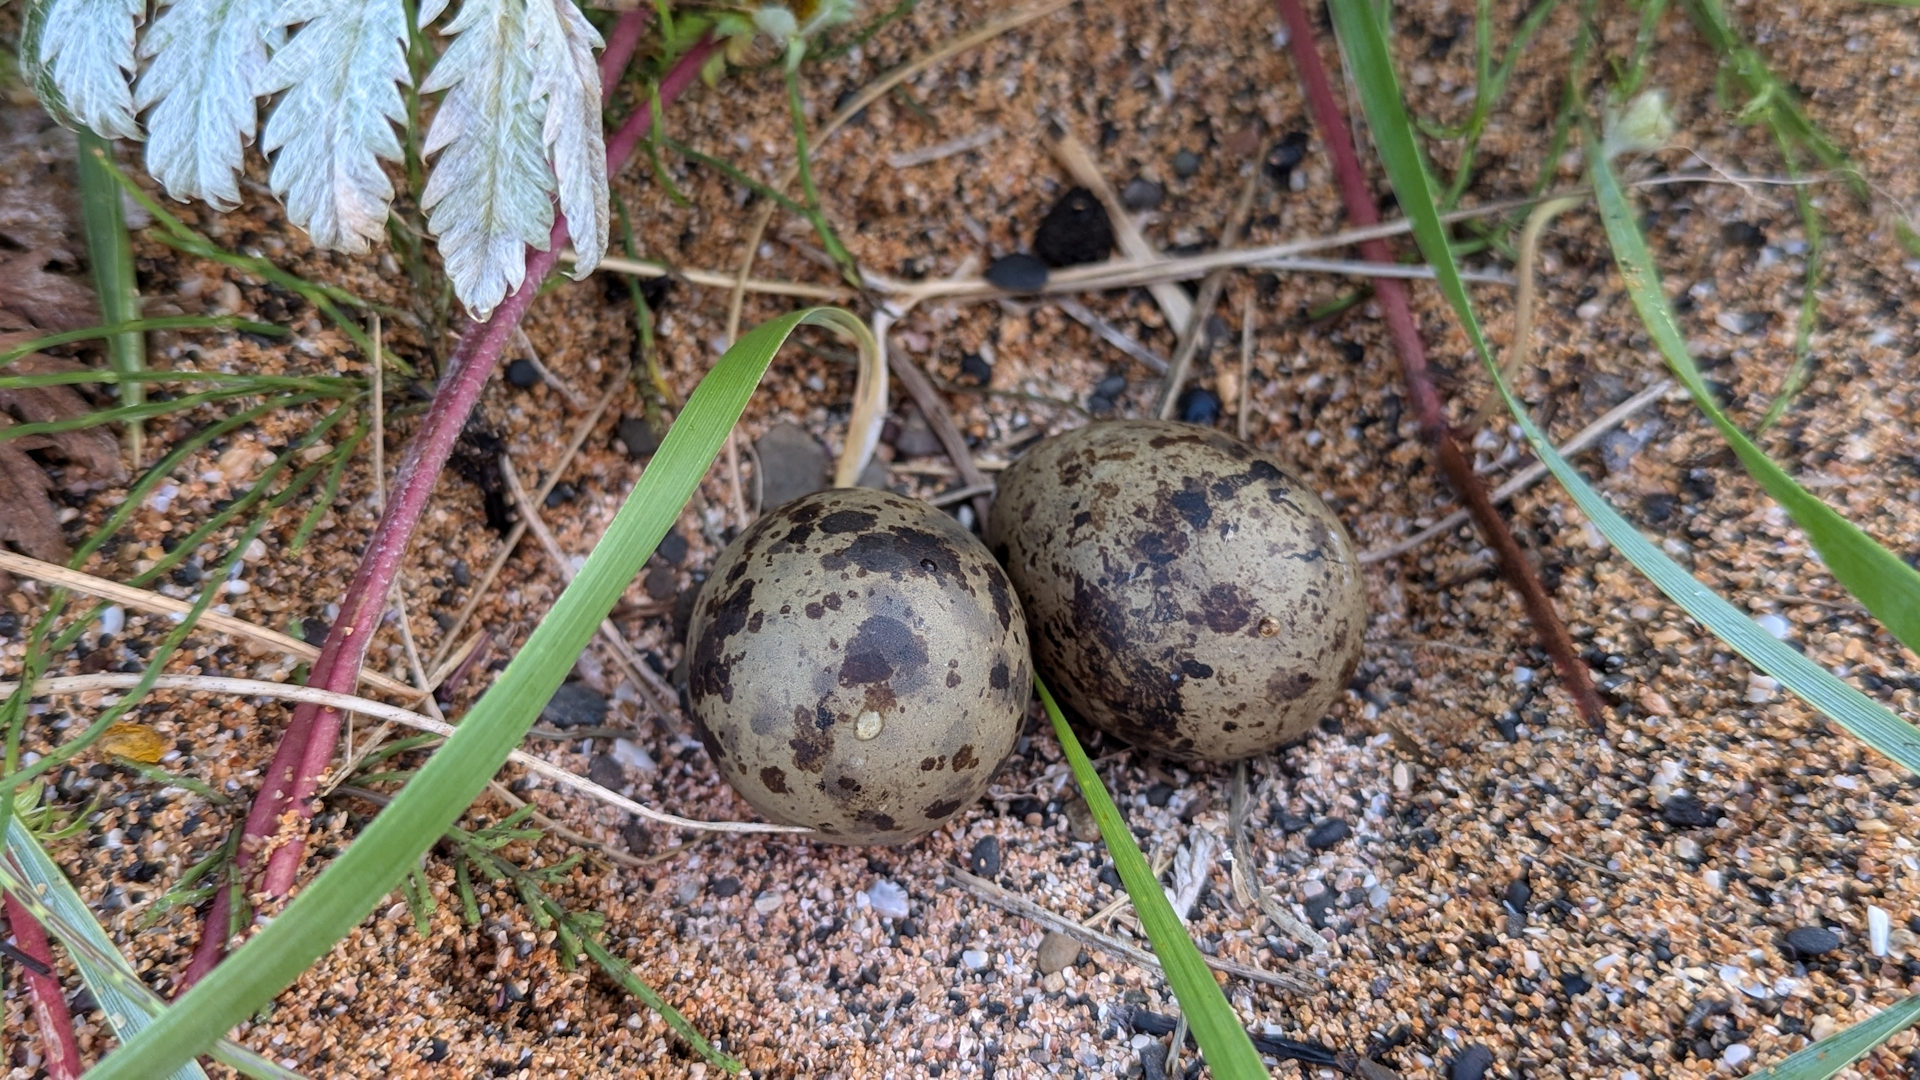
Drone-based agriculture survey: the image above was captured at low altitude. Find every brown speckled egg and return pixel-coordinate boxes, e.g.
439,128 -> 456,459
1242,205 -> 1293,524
686,487 -> 1030,845
986,421 -> 1365,762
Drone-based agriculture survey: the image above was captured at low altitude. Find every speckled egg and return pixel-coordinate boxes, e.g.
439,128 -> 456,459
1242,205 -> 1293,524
686,487 -> 1031,845
986,421 -> 1365,762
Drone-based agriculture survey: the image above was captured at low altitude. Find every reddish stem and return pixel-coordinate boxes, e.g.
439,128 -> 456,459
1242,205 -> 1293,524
6,889 -> 82,1080
179,32 -> 721,990
600,11 -> 650,106
1274,0 -> 1605,728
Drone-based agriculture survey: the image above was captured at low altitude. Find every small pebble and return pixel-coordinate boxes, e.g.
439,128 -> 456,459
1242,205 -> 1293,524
1661,793 -> 1717,828
541,682 -> 608,729
617,417 -> 661,458
892,410 -> 943,457
450,559 -> 472,587
674,879 -> 700,904
1094,373 -> 1128,399
1263,131 -> 1311,186
1503,878 -> 1531,915
957,352 -> 993,386
1171,149 -> 1201,178
587,754 -> 624,791
1869,905 -> 1891,955
711,876 -> 741,898
1449,1045 -> 1494,1080
654,530 -> 689,565
1722,1044 -> 1752,1068
1032,186 -> 1113,268
970,835 -> 1002,877
1120,177 -> 1164,211
961,949 -> 991,972
505,358 -> 540,389
985,253 -> 1049,292
862,879 -> 910,920
644,565 -> 677,600
753,892 -> 783,915
1784,926 -> 1840,957
611,739 -> 657,774
753,422 -> 830,507
1036,931 -> 1079,974
99,606 -> 125,637
1306,818 -> 1351,851
1176,386 -> 1221,425
1755,613 -> 1792,640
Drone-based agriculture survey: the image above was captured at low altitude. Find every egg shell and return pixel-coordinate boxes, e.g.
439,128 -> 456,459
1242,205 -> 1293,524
686,487 -> 1031,845
986,420 -> 1365,761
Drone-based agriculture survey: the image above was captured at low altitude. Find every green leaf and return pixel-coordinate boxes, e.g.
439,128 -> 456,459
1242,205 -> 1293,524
75,134 -> 146,462
1751,994 -> 1920,1078
87,307 -> 876,1078
1325,1 -> 1920,780
1585,141 -> 1920,655
1037,678 -> 1269,1078
3,819 -> 299,1079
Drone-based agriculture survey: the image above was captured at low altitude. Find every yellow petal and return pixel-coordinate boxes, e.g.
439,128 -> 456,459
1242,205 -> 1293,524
100,723 -> 167,764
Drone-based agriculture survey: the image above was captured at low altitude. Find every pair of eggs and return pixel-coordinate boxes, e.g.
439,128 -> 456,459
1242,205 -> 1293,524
684,420 -> 1367,845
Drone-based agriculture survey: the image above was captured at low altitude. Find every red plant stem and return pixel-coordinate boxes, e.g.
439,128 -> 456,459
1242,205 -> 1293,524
1274,0 -> 1605,729
179,32 -> 721,990
600,10 -> 650,106
5,889 -> 82,1080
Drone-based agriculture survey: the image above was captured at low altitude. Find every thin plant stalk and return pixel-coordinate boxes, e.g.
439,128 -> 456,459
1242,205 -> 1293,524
75,133 -> 145,466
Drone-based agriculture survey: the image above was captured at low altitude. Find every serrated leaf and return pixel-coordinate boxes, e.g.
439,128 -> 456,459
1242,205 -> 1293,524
525,0 -> 608,276
26,0 -> 147,140
134,0 -> 282,210
258,0 -> 411,254
419,0 -> 554,316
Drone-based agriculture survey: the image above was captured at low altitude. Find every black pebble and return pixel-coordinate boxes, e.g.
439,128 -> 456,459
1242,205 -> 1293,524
711,875 -> 742,898
1306,818 -> 1351,851
544,482 -> 576,508
1144,782 -> 1175,808
1559,970 -> 1593,996
1661,793 -> 1719,828
1087,395 -> 1116,416
1095,373 -> 1128,399
1138,1043 -> 1169,1080
450,559 -> 472,587
420,1038 -> 450,1063
0,612 -> 16,639
587,754 -> 624,791
1264,131 -> 1312,186
957,352 -> 993,387
1785,926 -> 1840,957
655,529 -> 689,565
1098,864 -> 1122,888
617,417 -> 661,458
1503,878 -> 1531,915
1033,186 -> 1113,268
541,681 -> 608,729
505,358 -> 540,389
985,253 -> 1049,292
970,835 -> 1002,877
1303,887 -> 1335,928
1176,386 -> 1221,426
1641,493 -> 1677,524
644,565 -> 678,601
1493,714 -> 1522,742
171,560 -> 204,586
1449,1045 -> 1495,1080
1120,177 -> 1164,211
1172,149 -> 1201,179
1721,221 -> 1766,248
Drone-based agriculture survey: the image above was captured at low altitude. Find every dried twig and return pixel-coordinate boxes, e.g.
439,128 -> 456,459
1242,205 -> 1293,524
1053,296 -> 1169,375
1275,0 -> 1605,729
948,867 -> 1317,993
2,674 -> 810,837
1047,123 -> 1193,336
1154,161 -> 1262,418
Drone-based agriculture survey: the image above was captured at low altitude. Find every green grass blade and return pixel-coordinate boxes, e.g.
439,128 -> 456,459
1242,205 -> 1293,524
1036,678 -> 1268,1078
1751,994 -> 1920,1078
1326,4 -> 1920,779
1586,142 -> 1920,654
75,134 -> 146,464
3,820 -> 302,1079
0,317 -> 286,368
87,307 -> 878,1079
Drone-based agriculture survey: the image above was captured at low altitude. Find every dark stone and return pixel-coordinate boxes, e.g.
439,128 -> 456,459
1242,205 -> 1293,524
1138,1042 -> 1168,1080
1087,395 -> 1115,416
1661,793 -> 1719,828
544,481 -> 576,508
1099,864 -> 1121,888
1641,493 -> 1677,524
1494,714 -> 1522,742
1449,1045 -> 1495,1080
1721,221 -> 1766,248
985,253 -> 1049,292
970,835 -> 1002,877
892,410 -> 943,457
1306,818 -> 1351,851
711,875 -> 742,898
1264,131 -> 1312,186
1120,177 -> 1164,211
0,612 -> 16,639
1784,926 -> 1840,957
1095,373 -> 1128,399
541,682 -> 608,729
1503,878 -> 1531,915
644,565 -> 678,600
587,754 -> 624,791
617,417 -> 661,457
958,352 -> 993,387
171,560 -> 203,586
1559,970 -> 1592,996
505,358 -> 540,389
1033,186 -> 1113,268
420,1038 -> 450,1063
1144,782 -> 1175,808
655,530 -> 689,565
1303,886 -> 1335,927
1176,386 -> 1221,426
450,559 -> 472,587
753,422 -> 830,508
1172,149 -> 1201,179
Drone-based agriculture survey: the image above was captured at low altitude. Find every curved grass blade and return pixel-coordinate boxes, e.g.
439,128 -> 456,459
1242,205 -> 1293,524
1326,2 -> 1920,779
0,316 -> 285,368
87,307 -> 878,1079
1751,994 -> 1920,1078
1037,677 -> 1269,1078
1586,143 -> 1920,655
3,820 -> 301,1079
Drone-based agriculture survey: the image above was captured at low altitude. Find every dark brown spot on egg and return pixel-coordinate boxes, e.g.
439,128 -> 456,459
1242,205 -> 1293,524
947,670 -> 963,688
1267,669 -> 1316,701
1195,583 -> 1252,634
838,614 -> 928,689
989,659 -> 1010,690
952,744 -> 978,771
819,509 -> 878,534
760,766 -> 789,793
856,810 -> 898,832
922,796 -> 963,820
920,757 -> 939,771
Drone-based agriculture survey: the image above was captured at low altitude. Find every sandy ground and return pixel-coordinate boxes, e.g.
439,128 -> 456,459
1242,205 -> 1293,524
4,0 -> 1920,1077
